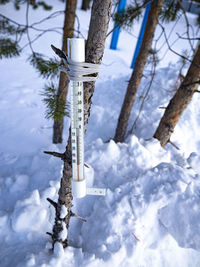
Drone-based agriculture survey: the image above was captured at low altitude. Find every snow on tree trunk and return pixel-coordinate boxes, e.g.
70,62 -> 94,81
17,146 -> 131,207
154,45 -> 200,147
114,0 -> 164,143
53,0 -> 77,144
50,0 -> 113,248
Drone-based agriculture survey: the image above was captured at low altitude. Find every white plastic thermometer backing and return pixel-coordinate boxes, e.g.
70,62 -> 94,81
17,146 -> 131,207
67,38 -> 106,198
68,38 -> 86,198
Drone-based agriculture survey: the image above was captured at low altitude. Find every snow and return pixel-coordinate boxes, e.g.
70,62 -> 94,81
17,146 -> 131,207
60,205 -> 68,219
187,152 -> 200,174
0,0 -> 200,266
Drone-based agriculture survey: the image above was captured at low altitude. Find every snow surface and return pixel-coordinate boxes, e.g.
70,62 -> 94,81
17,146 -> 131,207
0,1 -> 200,266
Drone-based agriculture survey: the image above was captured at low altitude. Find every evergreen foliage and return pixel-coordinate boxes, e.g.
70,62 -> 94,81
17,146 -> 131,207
29,53 -> 59,79
0,38 -> 20,58
160,0 -> 182,22
41,82 -> 69,121
114,3 -> 142,29
113,0 -> 187,30
29,53 -> 70,122
0,0 -> 52,9
0,0 -> 66,123
32,1 -> 53,10
0,15 -> 26,35
0,0 -> 9,4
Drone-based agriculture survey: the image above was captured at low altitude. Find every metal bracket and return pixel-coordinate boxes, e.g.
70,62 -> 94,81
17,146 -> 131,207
86,188 -> 106,196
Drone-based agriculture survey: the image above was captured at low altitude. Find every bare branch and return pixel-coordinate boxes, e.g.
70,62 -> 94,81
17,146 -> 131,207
157,14 -> 182,53
0,13 -> 25,27
84,163 -> 90,168
51,45 -> 68,61
182,80 -> 200,87
177,0 -> 195,53
26,1 -> 34,53
44,151 -> 65,159
47,198 -> 57,209
75,14 -> 84,38
127,47 -> 157,135
46,232 -> 53,237
70,211 -> 87,222
176,33 -> 200,41
168,140 -> 180,150
31,10 -> 64,27
20,29 -> 62,52
158,21 -> 194,65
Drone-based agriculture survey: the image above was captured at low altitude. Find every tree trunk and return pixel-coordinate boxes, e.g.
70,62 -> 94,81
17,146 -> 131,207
114,0 -> 164,143
84,0 -> 113,127
154,45 -> 200,147
53,0 -> 77,144
50,0 -> 113,248
81,0 -> 91,10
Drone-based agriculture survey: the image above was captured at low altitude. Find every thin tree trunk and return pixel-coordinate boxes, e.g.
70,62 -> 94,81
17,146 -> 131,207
84,0 -> 113,127
49,0 -> 113,248
81,0 -> 91,10
53,0 -> 77,144
154,45 -> 200,147
114,0 -> 164,143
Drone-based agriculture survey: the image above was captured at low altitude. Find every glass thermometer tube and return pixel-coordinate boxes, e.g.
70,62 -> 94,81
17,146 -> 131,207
71,80 -> 84,182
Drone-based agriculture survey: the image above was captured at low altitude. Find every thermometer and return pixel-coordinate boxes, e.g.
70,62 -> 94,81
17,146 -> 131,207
67,38 -> 106,198
68,38 -> 86,198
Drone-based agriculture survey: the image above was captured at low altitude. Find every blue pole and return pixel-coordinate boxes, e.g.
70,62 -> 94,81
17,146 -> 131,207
131,2 -> 151,69
110,0 -> 127,50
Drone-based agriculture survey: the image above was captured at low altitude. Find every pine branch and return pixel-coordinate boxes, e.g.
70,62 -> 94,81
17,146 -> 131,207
160,0 -> 182,22
0,0 -> 10,4
0,13 -> 62,34
29,54 -> 59,78
0,38 -> 20,58
40,82 -> 70,121
107,0 -> 151,37
32,1 -> 53,10
114,4 -> 142,29
0,17 -> 26,35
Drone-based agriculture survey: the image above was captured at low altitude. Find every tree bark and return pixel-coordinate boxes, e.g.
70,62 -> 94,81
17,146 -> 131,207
154,45 -> 200,147
50,0 -> 113,248
84,0 -> 113,127
81,0 -> 91,10
114,0 -> 164,143
53,0 -> 77,144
